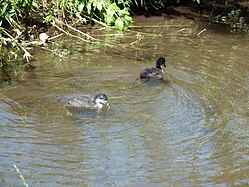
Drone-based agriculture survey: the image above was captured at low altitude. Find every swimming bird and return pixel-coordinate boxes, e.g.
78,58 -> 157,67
57,93 -> 110,109
140,57 -> 166,80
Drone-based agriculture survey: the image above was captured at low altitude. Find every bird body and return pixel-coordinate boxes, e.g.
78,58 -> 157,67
57,93 -> 110,109
140,67 -> 164,79
140,57 -> 166,80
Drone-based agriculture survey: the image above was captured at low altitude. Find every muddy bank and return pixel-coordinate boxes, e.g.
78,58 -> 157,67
163,1 -> 249,29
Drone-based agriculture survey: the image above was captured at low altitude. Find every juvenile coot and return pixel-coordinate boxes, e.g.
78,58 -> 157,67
57,93 -> 110,109
140,57 -> 166,80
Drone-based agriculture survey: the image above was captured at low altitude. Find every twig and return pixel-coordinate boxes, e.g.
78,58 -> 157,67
48,33 -> 63,41
87,14 -> 109,27
197,28 -> 206,37
55,19 -> 96,41
14,164 -> 29,187
53,23 -> 91,43
63,106 -> 74,117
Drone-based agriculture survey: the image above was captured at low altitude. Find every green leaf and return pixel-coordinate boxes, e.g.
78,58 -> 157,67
119,8 -> 129,15
115,18 -> 124,30
105,14 -> 114,25
0,2 -> 9,16
43,14 -> 53,23
86,2 -> 92,15
124,15 -> 132,22
96,2 -> 102,11
78,3 -> 84,13
106,7 -> 115,16
117,0 -> 123,5
109,3 -> 120,12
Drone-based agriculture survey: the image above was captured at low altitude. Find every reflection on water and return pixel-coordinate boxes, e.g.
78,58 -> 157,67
0,16 -> 249,186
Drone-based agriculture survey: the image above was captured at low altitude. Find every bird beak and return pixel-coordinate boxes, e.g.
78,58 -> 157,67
107,102 -> 111,109
105,102 -> 111,109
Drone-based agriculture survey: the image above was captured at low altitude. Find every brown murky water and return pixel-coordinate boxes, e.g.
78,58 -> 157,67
1,16 -> 249,186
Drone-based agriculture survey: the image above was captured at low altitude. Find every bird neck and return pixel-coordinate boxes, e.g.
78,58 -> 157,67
156,64 -> 162,69
95,102 -> 103,108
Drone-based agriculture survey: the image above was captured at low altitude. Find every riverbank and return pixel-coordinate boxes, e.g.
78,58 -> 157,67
1,0 -> 248,69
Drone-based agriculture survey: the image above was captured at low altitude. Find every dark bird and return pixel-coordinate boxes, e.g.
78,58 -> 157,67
140,57 -> 166,80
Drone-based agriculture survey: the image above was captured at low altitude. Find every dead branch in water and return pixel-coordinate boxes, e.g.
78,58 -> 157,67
52,19 -> 155,51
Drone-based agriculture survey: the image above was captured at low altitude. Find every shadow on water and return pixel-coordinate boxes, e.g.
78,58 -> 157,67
0,16 -> 249,186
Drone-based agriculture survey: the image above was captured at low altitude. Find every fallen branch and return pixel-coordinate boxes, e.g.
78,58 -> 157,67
53,23 -> 93,43
55,19 -> 97,41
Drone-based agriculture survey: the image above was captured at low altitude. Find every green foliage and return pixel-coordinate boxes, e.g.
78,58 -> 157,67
0,26 -> 28,65
0,0 -> 34,27
103,3 -> 132,30
0,0 -> 133,67
43,0 -> 133,30
227,9 -> 247,30
0,0 -> 133,30
0,0 -> 34,65
215,9 -> 248,31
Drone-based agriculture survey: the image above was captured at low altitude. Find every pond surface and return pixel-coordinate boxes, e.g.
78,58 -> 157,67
1,16 -> 249,186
